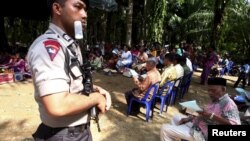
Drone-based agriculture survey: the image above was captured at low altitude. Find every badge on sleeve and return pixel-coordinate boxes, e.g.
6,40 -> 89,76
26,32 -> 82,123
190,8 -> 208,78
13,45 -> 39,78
43,40 -> 61,61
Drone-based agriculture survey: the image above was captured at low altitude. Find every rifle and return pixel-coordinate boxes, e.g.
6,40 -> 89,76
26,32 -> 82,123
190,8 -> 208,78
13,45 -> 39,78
74,21 -> 101,132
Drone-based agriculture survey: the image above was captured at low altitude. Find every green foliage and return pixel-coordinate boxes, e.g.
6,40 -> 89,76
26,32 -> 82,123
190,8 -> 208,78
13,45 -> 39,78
1,0 -> 249,62
217,0 -> 250,61
146,0 -> 167,43
165,0 -> 213,45
4,17 -> 48,47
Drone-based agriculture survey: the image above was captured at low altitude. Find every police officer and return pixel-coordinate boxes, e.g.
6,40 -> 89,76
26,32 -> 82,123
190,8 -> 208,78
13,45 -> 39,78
27,0 -> 111,140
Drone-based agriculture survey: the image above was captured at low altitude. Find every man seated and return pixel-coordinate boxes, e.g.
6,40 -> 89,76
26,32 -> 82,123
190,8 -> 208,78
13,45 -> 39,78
160,78 -> 241,141
159,53 -> 177,94
125,57 -> 161,115
174,54 -> 184,79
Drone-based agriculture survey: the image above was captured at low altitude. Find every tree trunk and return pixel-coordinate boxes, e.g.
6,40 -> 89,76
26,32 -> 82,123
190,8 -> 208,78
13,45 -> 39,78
210,0 -> 230,50
106,12 -> 112,42
0,16 -> 8,51
146,0 -> 167,44
126,0 -> 133,47
142,0 -> 147,39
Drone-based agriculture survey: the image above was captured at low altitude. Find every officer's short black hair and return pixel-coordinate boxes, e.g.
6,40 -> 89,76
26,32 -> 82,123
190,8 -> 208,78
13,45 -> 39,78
47,0 -> 65,16
47,0 -> 65,11
47,0 -> 89,16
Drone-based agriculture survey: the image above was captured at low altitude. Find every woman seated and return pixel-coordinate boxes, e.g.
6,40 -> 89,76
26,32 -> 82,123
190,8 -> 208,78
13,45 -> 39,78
133,46 -> 148,72
116,45 -> 132,72
90,52 -> 103,71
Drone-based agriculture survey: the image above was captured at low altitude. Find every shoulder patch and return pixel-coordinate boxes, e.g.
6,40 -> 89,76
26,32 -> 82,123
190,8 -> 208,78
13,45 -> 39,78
43,39 -> 61,61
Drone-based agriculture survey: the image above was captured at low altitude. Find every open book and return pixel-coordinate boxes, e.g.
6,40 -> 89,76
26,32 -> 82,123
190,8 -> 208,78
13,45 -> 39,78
179,100 -> 203,112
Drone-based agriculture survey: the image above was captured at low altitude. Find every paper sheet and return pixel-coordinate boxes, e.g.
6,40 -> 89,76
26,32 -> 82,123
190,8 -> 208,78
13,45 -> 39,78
179,100 -> 203,112
129,69 -> 139,77
141,74 -> 147,79
244,108 -> 250,116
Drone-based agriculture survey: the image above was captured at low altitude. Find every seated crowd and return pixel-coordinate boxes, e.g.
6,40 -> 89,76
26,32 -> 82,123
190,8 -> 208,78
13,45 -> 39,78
3,41 -> 248,141
0,51 -> 31,79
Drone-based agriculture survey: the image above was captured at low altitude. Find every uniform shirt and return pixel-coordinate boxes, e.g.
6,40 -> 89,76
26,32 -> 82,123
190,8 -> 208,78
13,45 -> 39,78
192,94 -> 241,140
27,23 -> 88,127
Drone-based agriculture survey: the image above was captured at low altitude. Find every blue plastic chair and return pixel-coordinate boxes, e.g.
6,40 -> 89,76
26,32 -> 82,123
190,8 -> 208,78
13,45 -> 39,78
179,72 -> 193,99
169,77 -> 183,105
154,81 -> 174,114
127,82 -> 160,122
235,88 -> 250,105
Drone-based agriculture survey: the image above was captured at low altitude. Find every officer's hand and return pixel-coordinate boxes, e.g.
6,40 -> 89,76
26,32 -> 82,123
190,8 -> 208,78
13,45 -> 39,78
94,86 -> 112,111
91,93 -> 106,113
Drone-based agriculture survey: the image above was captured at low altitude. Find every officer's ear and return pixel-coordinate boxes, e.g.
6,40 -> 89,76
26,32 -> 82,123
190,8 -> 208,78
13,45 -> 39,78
52,2 -> 63,16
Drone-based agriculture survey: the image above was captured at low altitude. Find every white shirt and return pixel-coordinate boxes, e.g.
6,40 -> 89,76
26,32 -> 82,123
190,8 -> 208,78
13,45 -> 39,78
175,64 -> 184,78
186,58 -> 193,71
121,51 -> 132,64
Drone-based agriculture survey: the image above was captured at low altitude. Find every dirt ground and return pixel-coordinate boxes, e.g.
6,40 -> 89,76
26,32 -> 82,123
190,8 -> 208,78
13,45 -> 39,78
0,71 -> 244,141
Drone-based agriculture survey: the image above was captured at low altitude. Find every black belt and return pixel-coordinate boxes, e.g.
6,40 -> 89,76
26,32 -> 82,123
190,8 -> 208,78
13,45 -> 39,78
41,123 -> 90,135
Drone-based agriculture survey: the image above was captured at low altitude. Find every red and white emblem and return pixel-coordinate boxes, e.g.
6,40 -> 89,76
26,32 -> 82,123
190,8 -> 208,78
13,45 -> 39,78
43,40 -> 61,61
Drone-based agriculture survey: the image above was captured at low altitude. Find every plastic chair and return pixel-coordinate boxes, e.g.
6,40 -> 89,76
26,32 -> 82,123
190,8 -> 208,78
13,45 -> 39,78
179,72 -> 193,99
127,82 -> 160,122
154,81 -> 174,114
169,77 -> 183,105
235,88 -> 250,105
